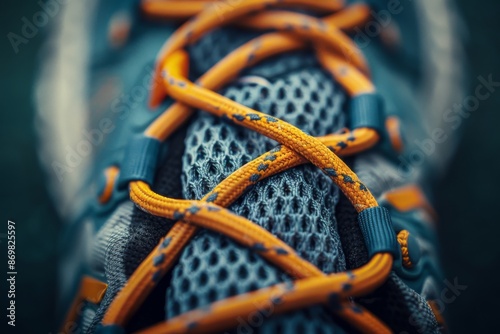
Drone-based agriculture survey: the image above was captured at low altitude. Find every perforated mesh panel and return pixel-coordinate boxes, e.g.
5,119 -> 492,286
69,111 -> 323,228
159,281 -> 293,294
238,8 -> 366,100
87,201 -> 135,333
359,273 -> 441,334
90,201 -> 134,273
165,26 -> 348,332
167,231 -> 284,317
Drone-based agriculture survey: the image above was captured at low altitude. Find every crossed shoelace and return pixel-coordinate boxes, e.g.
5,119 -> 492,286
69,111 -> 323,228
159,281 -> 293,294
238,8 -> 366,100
99,1 -> 398,333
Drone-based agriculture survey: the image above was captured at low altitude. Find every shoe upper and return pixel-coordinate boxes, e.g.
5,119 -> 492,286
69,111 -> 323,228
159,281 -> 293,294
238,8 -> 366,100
35,0 -> 465,333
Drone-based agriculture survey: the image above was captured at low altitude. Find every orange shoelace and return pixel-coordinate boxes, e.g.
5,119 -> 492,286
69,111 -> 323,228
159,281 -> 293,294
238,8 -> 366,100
93,1 -> 397,333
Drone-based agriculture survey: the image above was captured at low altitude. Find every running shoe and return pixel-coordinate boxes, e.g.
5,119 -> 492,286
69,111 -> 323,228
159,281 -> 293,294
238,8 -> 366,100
35,0 -> 465,333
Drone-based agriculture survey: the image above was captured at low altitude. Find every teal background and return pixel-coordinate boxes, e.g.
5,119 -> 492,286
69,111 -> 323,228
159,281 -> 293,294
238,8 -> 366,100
0,0 -> 499,333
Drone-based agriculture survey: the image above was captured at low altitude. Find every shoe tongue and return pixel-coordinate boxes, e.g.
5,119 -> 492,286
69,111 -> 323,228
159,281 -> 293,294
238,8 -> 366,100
165,26 -> 350,331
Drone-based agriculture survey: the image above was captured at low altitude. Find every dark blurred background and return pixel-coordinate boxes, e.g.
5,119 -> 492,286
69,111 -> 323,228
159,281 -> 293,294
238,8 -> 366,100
1,0 -> 499,333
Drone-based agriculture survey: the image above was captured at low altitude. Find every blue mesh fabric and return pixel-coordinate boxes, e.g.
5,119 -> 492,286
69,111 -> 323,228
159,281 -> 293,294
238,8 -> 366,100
359,273 -> 441,334
165,27 -> 348,333
86,201 -> 135,333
